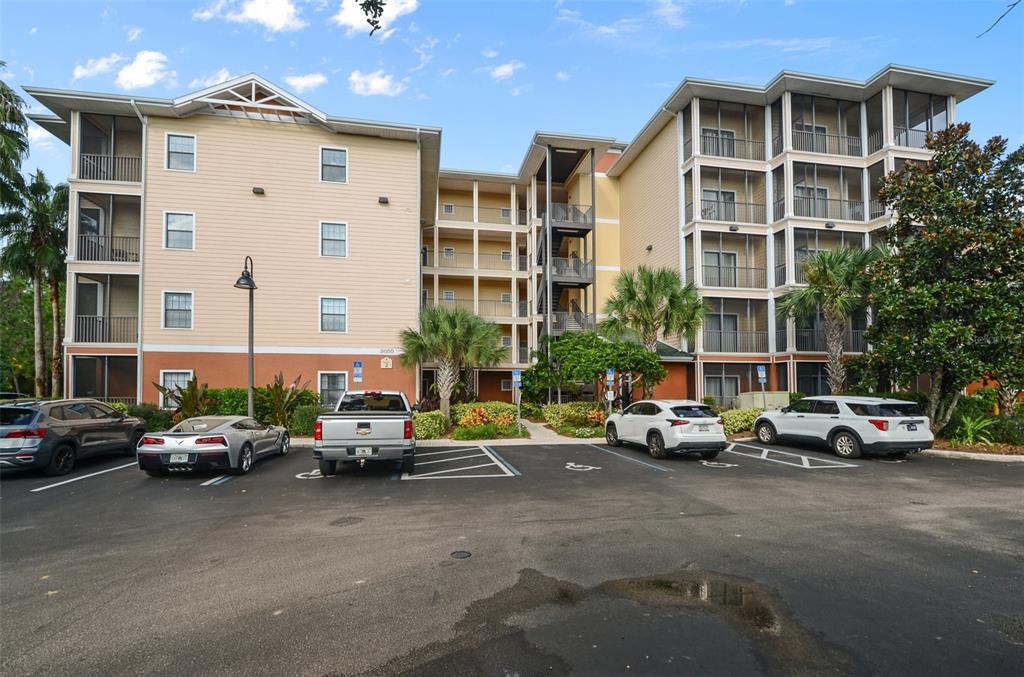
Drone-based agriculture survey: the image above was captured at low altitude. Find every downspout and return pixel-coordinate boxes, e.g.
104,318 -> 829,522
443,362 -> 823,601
130,99 -> 146,405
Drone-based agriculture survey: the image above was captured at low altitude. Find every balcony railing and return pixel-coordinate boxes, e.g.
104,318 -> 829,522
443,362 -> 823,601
774,263 -> 787,287
477,206 -> 514,224
424,297 -> 474,311
78,154 -> 141,182
550,257 -> 594,281
775,328 -> 788,352
77,234 -> 140,263
869,200 -> 888,220
702,330 -> 769,353
517,346 -> 530,364
478,299 -> 516,317
547,203 -> 594,226
518,300 -> 529,317
772,135 -> 783,157
793,196 -> 864,221
772,198 -> 785,222
700,134 -> 765,161
794,329 -> 867,352
894,126 -> 930,149
699,265 -> 768,289
792,129 -> 862,156
429,251 -> 474,269
683,137 -> 692,160
549,311 -> 595,335
795,261 -> 808,284
867,129 -> 883,154
700,199 -> 766,224
75,315 -> 138,343
478,253 -> 516,271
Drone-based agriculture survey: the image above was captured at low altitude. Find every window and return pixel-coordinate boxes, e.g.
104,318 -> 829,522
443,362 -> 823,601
500,292 -> 512,304
166,134 -> 195,171
501,379 -> 513,392
164,212 -> 195,250
55,402 -> 93,421
320,297 -> 347,332
320,222 -> 348,257
321,148 -> 347,183
701,127 -> 737,157
319,372 -> 348,408
671,405 -> 717,418
443,247 -> 455,258
160,370 -> 192,408
87,403 -> 119,419
788,399 -> 816,414
501,336 -> 513,348
847,401 -> 924,417
500,207 -> 512,220
500,250 -> 512,261
442,290 -> 455,301
337,392 -> 407,412
442,203 -> 455,215
163,292 -> 193,329
701,189 -> 736,220
812,400 -> 840,415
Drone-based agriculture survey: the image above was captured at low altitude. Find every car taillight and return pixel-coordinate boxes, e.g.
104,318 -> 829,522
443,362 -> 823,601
4,428 -> 46,438
195,436 -> 227,446
868,419 -> 889,431
314,420 -> 323,441
140,436 -> 165,445
667,419 -> 689,426
404,420 -> 413,439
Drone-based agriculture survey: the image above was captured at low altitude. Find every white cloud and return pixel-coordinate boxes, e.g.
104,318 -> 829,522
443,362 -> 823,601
72,53 -> 123,81
652,0 -> 686,27
785,0 -> 797,5
489,60 -> 523,81
556,8 -> 643,38
410,36 -> 438,72
189,67 -> 235,88
481,48 -> 499,58
27,123 -> 55,154
438,67 -> 455,77
124,25 -> 143,41
115,51 -> 176,89
711,37 -> 835,53
348,69 -> 406,96
194,0 -> 307,32
28,26 -> 38,35
283,72 -> 327,92
555,70 -> 571,81
332,0 -> 418,36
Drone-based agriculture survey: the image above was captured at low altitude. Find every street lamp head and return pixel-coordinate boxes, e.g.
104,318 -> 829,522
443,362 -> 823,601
234,256 -> 257,290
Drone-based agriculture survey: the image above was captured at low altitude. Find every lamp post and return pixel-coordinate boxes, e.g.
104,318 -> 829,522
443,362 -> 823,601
234,256 -> 257,417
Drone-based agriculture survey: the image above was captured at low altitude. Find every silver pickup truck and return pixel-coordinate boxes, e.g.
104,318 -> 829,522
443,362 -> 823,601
313,390 -> 416,476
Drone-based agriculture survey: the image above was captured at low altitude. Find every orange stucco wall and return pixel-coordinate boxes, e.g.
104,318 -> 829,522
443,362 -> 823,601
652,363 -> 692,399
477,370 -> 513,402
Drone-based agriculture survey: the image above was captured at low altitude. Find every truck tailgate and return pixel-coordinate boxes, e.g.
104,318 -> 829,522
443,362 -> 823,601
319,414 -> 408,445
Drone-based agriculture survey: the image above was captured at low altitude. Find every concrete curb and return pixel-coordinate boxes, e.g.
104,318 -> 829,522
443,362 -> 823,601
922,449 -> 1024,463
289,436 -> 604,447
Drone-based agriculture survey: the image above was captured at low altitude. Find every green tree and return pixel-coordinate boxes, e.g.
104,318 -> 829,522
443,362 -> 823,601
0,275 -> 37,392
400,305 -> 505,421
0,62 -> 28,210
871,122 -> 1024,433
600,266 -> 701,396
777,247 -> 880,394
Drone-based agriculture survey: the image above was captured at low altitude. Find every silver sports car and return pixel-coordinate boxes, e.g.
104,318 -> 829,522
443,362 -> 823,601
136,416 -> 290,477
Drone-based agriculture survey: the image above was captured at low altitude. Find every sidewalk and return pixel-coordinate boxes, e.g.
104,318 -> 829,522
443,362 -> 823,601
290,419 -> 604,448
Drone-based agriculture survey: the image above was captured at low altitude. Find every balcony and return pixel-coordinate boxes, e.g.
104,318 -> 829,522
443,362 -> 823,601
425,251 -> 473,269
78,154 -> 142,183
423,297 -> 474,312
78,234 -> 140,263
545,203 -> 594,230
869,200 -> 888,220
894,126 -> 929,149
867,129 -> 884,154
548,311 -> 596,336
793,197 -> 864,221
700,134 -> 765,161
478,299 -> 530,319
550,257 -> 594,285
699,199 -> 767,225
794,329 -> 867,352
75,315 -> 138,343
688,265 -> 768,290
792,129 -> 862,156
703,330 -> 769,353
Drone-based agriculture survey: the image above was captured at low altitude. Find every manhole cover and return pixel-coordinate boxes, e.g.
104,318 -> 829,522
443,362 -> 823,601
450,550 -> 472,560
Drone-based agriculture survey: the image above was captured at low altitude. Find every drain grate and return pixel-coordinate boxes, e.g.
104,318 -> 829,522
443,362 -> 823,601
450,550 -> 472,560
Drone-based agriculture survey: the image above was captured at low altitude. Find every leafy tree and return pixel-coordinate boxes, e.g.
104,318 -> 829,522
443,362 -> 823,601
871,122 -> 1024,433
600,266 -> 704,353
0,275 -> 39,392
400,305 -> 505,421
777,247 -> 879,394
0,62 -> 28,210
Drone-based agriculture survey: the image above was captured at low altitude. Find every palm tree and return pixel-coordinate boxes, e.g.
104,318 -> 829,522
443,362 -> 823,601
0,171 -> 68,397
778,247 -> 880,394
1,62 -> 28,210
400,305 -> 505,422
600,266 -> 704,396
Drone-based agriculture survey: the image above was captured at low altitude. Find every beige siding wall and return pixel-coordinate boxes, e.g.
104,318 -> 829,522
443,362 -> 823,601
619,120 -> 679,271
109,277 -> 139,316
142,114 -> 420,347
478,191 -> 510,210
439,189 -> 472,207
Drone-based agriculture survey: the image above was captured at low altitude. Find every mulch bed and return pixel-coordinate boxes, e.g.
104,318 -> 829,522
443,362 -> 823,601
933,439 -> 1024,456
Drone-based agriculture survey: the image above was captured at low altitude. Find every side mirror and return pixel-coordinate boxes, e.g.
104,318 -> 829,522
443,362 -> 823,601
267,424 -> 276,431
781,406 -> 791,413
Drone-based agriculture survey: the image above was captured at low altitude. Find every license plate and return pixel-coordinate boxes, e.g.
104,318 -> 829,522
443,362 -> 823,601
169,453 -> 189,463
697,426 -> 709,432
906,424 -> 917,431
354,447 -> 373,457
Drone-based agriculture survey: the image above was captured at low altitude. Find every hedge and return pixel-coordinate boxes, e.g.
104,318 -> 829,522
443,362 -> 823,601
291,404 -> 320,436
414,411 -> 447,439
450,401 -> 517,423
541,401 -> 602,429
452,423 -> 528,440
127,403 -> 174,432
721,408 -> 762,436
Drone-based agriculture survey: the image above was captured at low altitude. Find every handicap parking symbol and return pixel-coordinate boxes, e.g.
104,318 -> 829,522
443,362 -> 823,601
700,460 -> 738,468
565,462 -> 601,472
295,469 -> 323,479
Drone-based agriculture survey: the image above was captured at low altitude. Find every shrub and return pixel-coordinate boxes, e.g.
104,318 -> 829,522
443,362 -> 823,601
721,408 -> 762,436
451,423 -> 526,440
586,409 -> 606,426
458,406 -> 491,428
573,426 -> 600,438
702,396 -> 719,409
128,403 -> 174,432
495,412 -> 516,427
109,401 -> 129,414
208,387 -> 248,416
153,376 -> 212,422
451,401 -> 517,423
414,411 -> 447,440
987,416 -> 1024,445
789,392 -> 806,404
520,402 -> 543,419
542,401 -> 601,428
290,404 -> 320,436
951,414 -> 996,445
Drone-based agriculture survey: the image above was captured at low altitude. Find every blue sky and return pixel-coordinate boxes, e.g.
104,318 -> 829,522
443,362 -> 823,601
3,0 -> 1023,181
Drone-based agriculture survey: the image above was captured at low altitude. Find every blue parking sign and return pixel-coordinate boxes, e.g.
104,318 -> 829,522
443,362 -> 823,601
353,359 -> 363,383
512,369 -> 521,385
756,364 -> 767,384
606,368 -> 614,383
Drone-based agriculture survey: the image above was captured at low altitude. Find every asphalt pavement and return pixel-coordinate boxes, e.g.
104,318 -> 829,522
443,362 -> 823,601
2,440 -> 1022,676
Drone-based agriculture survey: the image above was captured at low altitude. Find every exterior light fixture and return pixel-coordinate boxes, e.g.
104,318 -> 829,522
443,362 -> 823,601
378,196 -> 390,205
729,224 -> 740,232
234,256 -> 257,417
825,221 -> 836,229
252,187 -> 265,195
646,244 -> 653,252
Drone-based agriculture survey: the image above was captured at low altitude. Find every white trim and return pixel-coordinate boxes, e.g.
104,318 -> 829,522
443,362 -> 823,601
317,370 -> 350,405
158,368 -> 194,409
162,210 -> 196,251
442,203 -> 455,215
500,379 -> 513,392
595,265 -> 621,272
318,295 -> 349,333
164,131 -> 197,172
595,217 -> 619,224
160,290 -> 194,330
319,145 -> 349,184
319,220 -> 349,258
442,289 -> 455,301
142,344 -> 403,355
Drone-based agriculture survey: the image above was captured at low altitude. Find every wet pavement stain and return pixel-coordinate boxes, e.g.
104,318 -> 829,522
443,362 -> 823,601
340,568 -> 864,676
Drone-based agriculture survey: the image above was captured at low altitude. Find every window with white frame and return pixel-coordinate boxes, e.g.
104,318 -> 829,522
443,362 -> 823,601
321,222 -> 348,257
500,292 -> 512,304
500,250 -> 512,261
321,148 -> 347,183
166,134 -> 195,171
319,372 -> 347,407
163,292 -> 193,329
500,207 -> 512,220
320,297 -> 347,332
501,379 -> 513,392
160,370 -> 192,408
442,290 -> 455,301
442,203 -> 455,215
164,212 -> 195,249
442,247 -> 455,258
501,336 -> 513,348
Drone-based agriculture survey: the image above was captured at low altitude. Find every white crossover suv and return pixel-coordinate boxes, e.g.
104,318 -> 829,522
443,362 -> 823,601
605,399 -> 728,460
753,396 -> 933,459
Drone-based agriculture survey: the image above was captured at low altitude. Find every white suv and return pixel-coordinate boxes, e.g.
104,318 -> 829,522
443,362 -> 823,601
605,400 -> 728,460
753,396 -> 933,459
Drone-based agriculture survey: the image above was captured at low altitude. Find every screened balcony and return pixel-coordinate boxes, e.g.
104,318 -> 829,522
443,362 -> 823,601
76,193 -> 140,263
70,355 -> 137,405
791,94 -> 862,157
696,167 -> 767,225
792,163 -> 864,221
702,298 -> 769,353
793,311 -> 868,353
78,114 -> 142,182
697,100 -> 766,161
687,232 -> 768,289
74,274 -> 139,343
793,228 -> 865,283
893,89 -> 948,149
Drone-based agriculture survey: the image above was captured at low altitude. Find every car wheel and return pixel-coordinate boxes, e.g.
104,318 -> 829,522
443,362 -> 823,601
755,422 -> 777,445
700,450 -> 720,460
278,433 -> 290,456
647,431 -> 668,459
145,468 -> 169,478
402,455 -> 415,476
233,444 -> 254,475
124,430 -> 143,457
319,459 -> 337,476
44,444 -> 76,476
605,423 -> 622,447
831,431 -> 862,459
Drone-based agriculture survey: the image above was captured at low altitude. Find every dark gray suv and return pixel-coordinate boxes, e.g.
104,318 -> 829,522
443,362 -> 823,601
0,400 -> 147,476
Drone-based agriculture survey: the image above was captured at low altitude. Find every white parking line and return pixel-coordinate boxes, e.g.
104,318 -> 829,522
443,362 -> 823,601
416,447 -> 482,458
416,453 -> 488,466
725,443 -> 859,469
585,444 -> 672,472
200,474 -> 231,486
409,462 -> 499,478
401,445 -> 516,480
30,462 -> 137,493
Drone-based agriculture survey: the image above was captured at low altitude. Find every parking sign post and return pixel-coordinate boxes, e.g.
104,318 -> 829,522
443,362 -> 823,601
512,369 -> 522,434
353,360 -> 363,384
756,364 -> 767,410
605,368 -> 615,414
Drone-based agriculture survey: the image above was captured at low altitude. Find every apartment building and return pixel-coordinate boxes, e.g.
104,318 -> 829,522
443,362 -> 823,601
26,65 -> 992,408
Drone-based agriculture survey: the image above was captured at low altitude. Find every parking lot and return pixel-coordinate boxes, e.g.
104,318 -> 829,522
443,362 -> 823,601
2,439 -> 1023,676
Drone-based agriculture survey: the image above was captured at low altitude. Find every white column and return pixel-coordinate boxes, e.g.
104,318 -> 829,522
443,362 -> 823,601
785,225 -> 796,285
473,274 -> 479,315
510,184 -> 517,224
473,229 -> 479,270
695,361 -> 704,399
767,296 -> 777,353
693,226 -> 703,289
676,111 -> 687,282
859,101 -> 868,157
70,111 -> 79,180
764,101 -> 772,159
882,85 -> 895,148
472,180 -> 479,223
782,91 -> 793,151
765,168 -> 774,223
765,228 -> 776,288
783,159 -> 793,220
861,167 -> 870,222
530,176 -> 538,218
690,98 -> 701,157
948,95 -> 956,124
